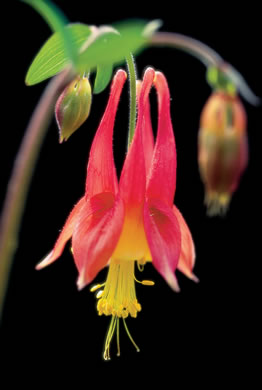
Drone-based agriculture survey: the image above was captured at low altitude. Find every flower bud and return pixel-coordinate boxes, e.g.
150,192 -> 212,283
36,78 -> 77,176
55,76 -> 92,142
198,91 -> 248,216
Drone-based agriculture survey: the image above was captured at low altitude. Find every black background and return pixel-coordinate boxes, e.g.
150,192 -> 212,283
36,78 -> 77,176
1,0 -> 261,385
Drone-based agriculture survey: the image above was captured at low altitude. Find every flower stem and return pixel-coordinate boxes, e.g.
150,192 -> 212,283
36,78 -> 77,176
150,32 -> 260,105
150,31 -> 222,67
126,53 -> 137,148
0,67 -> 74,321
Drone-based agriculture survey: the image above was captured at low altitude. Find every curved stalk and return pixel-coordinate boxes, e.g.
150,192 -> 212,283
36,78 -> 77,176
151,31 -> 222,66
150,32 -> 260,106
0,67 -> 74,320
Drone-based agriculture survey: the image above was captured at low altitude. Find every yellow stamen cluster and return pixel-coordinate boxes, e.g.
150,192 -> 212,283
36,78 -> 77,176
90,259 -> 154,360
96,260 -> 142,318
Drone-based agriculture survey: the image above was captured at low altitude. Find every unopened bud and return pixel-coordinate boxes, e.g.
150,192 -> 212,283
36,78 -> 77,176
55,76 -> 92,142
198,91 -> 248,216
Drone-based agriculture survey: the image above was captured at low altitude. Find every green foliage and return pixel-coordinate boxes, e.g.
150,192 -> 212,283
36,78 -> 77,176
23,0 -> 78,71
25,23 -> 91,85
25,18 -> 159,91
78,20 -> 149,71
93,64 -> 113,94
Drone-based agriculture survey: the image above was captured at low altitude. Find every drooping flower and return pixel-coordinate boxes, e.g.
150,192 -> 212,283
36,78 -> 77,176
37,67 -> 198,359
198,91 -> 248,216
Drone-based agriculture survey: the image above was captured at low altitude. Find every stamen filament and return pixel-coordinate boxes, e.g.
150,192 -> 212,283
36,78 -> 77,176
96,260 -> 141,318
137,263 -> 144,272
123,318 -> 140,353
103,315 -> 117,361
116,317 -> 120,357
94,259 -> 147,358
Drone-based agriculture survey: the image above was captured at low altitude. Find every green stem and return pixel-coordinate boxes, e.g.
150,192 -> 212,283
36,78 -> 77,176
0,67 -> 74,321
126,53 -> 137,148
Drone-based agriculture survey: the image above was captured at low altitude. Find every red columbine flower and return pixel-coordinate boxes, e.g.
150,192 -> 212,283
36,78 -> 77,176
198,91 -> 248,215
37,67 -> 198,359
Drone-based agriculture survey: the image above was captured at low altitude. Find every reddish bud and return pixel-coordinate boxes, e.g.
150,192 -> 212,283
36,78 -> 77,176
55,76 -> 92,142
198,91 -> 248,215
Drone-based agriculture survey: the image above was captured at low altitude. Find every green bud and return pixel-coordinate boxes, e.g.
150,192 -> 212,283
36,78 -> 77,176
55,76 -> 92,142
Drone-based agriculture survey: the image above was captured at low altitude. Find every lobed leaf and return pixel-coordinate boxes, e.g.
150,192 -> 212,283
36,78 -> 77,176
25,23 -> 91,85
25,19 -> 160,90
78,20 -> 150,71
22,0 -> 77,67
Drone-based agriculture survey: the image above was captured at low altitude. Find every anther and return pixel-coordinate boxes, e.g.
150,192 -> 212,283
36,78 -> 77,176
141,280 -> 155,286
134,275 -> 155,286
96,290 -> 104,299
90,283 -> 105,292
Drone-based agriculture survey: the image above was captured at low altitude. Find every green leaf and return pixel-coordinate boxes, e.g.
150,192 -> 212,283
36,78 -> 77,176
26,23 -> 91,85
93,64 -> 113,94
25,19 -> 160,88
78,19 -> 151,71
23,0 -> 77,71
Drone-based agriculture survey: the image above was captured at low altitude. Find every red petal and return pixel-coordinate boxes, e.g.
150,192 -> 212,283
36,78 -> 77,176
36,197 -> 86,270
72,192 -> 124,289
144,200 -> 181,291
136,80 -> 154,177
174,206 -> 199,282
146,71 -> 177,207
119,68 -> 155,207
85,70 -> 127,198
